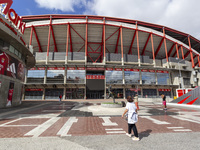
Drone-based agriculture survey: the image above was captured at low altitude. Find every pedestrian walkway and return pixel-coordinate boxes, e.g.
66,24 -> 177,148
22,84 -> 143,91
0,100 -> 200,138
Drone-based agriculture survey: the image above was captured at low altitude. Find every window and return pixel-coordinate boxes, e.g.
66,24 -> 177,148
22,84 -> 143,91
27,70 -> 45,78
9,45 -> 15,53
67,70 -> 85,83
106,70 -> 123,84
157,71 -> 170,85
141,70 -> 156,85
125,70 -> 140,84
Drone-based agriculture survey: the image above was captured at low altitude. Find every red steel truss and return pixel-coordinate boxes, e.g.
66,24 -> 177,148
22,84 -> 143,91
23,15 -> 200,67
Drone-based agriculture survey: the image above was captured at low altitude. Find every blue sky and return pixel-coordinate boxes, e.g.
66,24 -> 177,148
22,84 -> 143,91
5,0 -> 200,39
12,0 -> 85,16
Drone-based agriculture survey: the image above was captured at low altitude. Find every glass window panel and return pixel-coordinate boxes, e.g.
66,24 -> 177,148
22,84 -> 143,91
142,72 -> 156,85
18,52 -> 22,58
106,71 -> 123,84
157,73 -> 170,85
27,70 -> 45,78
125,71 -> 140,84
67,70 -> 85,83
47,70 -> 64,78
14,49 -> 19,56
9,45 -> 15,53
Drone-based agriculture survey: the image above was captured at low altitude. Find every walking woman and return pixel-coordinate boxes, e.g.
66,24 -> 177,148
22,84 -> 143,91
122,96 -> 139,141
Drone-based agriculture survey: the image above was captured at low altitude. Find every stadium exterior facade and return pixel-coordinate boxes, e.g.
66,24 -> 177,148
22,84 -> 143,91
0,3 -> 35,108
21,15 -> 200,100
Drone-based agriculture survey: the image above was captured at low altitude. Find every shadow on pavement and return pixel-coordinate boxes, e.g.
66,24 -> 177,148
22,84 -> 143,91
139,129 -> 152,140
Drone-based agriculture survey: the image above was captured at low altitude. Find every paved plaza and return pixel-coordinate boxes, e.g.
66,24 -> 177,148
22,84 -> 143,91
0,100 -> 200,150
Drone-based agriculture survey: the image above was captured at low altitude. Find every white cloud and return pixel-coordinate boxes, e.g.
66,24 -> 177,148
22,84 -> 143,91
34,0 -> 86,12
85,0 -> 200,39
34,0 -> 200,39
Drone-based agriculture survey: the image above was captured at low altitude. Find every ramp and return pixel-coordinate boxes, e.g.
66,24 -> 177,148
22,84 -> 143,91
171,87 -> 200,105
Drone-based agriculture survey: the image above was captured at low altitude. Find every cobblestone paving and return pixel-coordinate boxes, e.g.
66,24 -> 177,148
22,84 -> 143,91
0,101 -> 200,138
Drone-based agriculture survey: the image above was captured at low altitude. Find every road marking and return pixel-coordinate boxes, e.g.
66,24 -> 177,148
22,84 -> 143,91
57,117 -> 78,137
25,117 -> 60,137
170,115 -> 200,124
140,116 -> 170,124
167,127 -> 184,129
0,118 -> 22,126
173,129 -> 192,132
105,128 -> 123,131
99,117 -> 118,126
106,131 -> 126,134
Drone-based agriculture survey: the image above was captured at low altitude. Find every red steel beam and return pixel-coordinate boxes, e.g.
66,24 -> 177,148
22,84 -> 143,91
167,43 -> 176,57
103,19 -> 106,62
198,56 -> 200,67
66,23 -> 70,57
184,51 -> 190,58
70,25 -> 85,41
120,26 -> 124,62
141,33 -> 151,55
172,45 -> 181,57
69,24 -> 73,52
50,25 -> 58,52
190,55 -> 197,61
155,38 -> 164,57
128,30 -> 137,54
32,26 -> 42,52
105,28 -> 120,41
29,26 -> 33,45
151,33 -> 155,60
115,28 -> 121,53
85,17 -> 88,59
188,35 -> 195,68
175,43 -> 179,58
136,23 -> 140,60
163,28 -> 168,62
47,21 -> 51,56
181,45 -> 184,59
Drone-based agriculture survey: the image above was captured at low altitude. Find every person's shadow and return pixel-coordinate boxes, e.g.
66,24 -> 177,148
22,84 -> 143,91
139,129 -> 152,140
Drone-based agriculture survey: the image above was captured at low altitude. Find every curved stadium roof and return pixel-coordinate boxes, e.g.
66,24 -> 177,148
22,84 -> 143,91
22,15 -> 200,66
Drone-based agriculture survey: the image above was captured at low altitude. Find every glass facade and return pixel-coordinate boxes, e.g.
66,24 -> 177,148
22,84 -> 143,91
106,69 -> 123,84
66,88 -> 84,99
157,71 -> 170,85
141,70 -> 156,85
67,70 -> 85,83
47,68 -> 65,83
27,68 -> 45,83
125,69 -> 140,84
143,89 -> 157,98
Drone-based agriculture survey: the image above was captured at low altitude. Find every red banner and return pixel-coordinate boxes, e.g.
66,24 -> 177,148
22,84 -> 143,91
106,68 -> 113,71
48,67 -> 65,70
86,75 -> 105,79
124,69 -> 140,72
77,67 -> 85,70
26,89 -> 43,91
115,68 -> 122,71
156,70 -> 169,73
37,67 -> 45,70
67,67 -> 75,70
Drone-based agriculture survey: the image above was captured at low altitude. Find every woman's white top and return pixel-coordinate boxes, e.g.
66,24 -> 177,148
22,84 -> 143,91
126,102 -> 138,124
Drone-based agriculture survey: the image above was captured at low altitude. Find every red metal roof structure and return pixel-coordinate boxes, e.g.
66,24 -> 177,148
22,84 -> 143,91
22,14 -> 200,67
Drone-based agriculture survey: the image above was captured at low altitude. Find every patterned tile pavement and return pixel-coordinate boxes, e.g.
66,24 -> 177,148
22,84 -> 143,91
0,101 -> 200,138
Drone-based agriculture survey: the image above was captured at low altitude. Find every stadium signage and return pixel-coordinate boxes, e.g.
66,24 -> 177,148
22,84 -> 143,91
0,0 -> 26,34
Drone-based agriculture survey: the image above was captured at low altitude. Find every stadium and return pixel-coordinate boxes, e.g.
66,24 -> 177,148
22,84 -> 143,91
21,14 -> 200,100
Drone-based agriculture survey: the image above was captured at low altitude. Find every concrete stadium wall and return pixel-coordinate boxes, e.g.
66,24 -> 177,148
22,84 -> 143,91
0,75 -> 23,108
